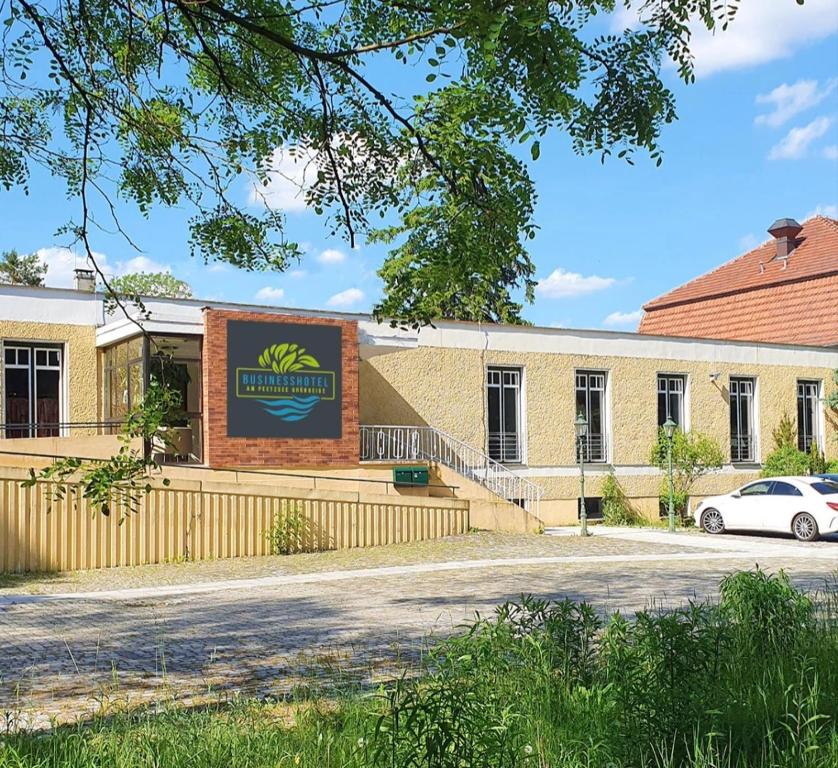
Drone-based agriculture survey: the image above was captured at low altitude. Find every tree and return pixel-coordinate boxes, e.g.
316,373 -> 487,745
0,0 -> 773,327
109,271 -> 193,299
0,249 -> 47,286
649,429 -> 724,516
23,379 -> 176,517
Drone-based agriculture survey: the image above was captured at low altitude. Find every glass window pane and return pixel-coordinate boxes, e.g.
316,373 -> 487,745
184,360 -> 201,412
17,348 -> 29,365
487,387 -> 500,434
3,347 -> 14,365
128,362 -> 143,409
4,367 -> 30,418
126,336 -> 144,362
35,369 -> 60,436
114,340 -> 128,368
151,335 -> 200,359
589,390 -> 603,435
741,481 -> 772,496
503,387 -> 518,434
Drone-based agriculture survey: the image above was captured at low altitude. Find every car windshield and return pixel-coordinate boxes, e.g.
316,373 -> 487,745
810,480 -> 838,495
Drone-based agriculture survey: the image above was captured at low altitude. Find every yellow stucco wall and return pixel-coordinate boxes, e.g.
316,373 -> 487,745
361,345 -> 837,521
0,321 -> 99,429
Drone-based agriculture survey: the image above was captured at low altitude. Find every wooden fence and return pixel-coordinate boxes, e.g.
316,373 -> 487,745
0,469 -> 469,573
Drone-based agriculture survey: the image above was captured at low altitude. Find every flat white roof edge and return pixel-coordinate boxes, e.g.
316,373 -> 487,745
2,283 -> 835,364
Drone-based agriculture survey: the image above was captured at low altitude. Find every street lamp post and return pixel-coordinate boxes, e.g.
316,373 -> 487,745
574,413 -> 589,537
663,417 -> 677,533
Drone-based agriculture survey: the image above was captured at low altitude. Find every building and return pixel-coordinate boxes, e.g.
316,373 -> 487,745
1,274 -> 836,527
639,216 -> 838,347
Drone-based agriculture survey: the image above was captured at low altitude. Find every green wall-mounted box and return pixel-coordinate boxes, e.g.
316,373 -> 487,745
393,466 -> 429,487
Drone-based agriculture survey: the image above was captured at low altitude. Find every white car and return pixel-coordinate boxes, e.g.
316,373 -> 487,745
694,476 -> 838,542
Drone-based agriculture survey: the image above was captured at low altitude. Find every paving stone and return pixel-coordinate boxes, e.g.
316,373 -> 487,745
0,531 -> 835,730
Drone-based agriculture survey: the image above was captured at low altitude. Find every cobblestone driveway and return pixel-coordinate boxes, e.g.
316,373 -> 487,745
1,530 -> 835,729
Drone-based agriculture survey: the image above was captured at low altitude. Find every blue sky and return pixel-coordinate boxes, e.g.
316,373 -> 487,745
2,0 -> 837,330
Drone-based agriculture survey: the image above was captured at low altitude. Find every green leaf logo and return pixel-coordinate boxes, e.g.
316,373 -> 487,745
257,343 -> 320,373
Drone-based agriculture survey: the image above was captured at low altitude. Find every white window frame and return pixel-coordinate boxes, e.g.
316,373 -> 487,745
796,379 -> 823,453
729,375 -> 758,463
1,340 -> 67,438
657,372 -> 689,430
574,369 -> 609,463
485,365 -> 525,465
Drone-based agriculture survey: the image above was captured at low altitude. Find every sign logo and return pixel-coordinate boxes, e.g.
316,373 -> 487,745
235,343 -> 336,422
226,319 -> 342,439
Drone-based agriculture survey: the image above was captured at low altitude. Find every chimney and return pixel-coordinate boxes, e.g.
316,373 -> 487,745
73,268 -> 96,292
767,218 -> 803,261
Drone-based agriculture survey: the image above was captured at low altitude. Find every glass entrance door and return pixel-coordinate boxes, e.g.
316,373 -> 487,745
3,344 -> 62,438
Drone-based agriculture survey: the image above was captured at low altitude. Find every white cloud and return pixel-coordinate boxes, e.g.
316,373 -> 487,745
535,268 -> 617,299
738,233 -> 762,252
768,116 -> 832,160
804,203 -> 838,219
603,309 -> 643,328
247,144 -> 318,213
824,146 -> 838,160
317,248 -> 346,265
613,1 -> 838,78
117,255 -> 170,274
35,247 -> 170,288
247,135 -> 380,213
326,287 -> 364,307
755,79 -> 837,128
255,286 -> 285,303
288,269 -> 308,279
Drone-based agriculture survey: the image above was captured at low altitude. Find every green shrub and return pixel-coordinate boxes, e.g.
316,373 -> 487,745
808,442 -> 827,474
601,471 -> 644,526
649,429 -> 724,520
760,444 -> 810,477
772,411 -> 797,449
719,569 -> 814,654
266,502 -> 308,554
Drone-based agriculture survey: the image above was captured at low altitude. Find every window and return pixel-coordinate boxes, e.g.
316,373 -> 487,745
739,480 -> 772,496
101,334 -> 203,459
770,481 -> 803,496
811,481 -> 838,495
3,343 -> 63,438
797,380 -> 821,453
102,336 -> 145,426
657,374 -> 686,428
575,370 -> 607,462
577,497 -> 603,520
486,367 -> 522,463
729,377 -> 756,463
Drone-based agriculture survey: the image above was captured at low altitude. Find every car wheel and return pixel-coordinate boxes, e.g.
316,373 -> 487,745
701,508 -> 725,534
792,513 -> 819,542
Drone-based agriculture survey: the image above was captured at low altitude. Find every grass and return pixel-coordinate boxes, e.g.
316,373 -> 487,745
1,569 -> 836,767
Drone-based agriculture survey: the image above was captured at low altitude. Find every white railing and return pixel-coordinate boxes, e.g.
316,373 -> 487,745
360,425 -> 543,517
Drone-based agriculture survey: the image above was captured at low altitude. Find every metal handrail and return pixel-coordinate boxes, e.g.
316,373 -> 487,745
360,425 -> 543,517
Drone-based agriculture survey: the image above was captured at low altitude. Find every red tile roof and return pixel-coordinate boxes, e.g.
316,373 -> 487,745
639,216 -> 838,346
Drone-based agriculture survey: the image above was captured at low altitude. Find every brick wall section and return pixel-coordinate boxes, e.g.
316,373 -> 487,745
202,309 -> 359,468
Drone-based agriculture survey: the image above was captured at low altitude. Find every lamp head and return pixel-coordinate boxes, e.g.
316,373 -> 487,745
574,412 -> 588,438
663,417 -> 677,440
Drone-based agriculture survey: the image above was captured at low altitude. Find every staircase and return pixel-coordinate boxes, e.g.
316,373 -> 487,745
360,425 -> 543,517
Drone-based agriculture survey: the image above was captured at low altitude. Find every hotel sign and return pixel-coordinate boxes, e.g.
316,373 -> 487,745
226,319 -> 342,438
